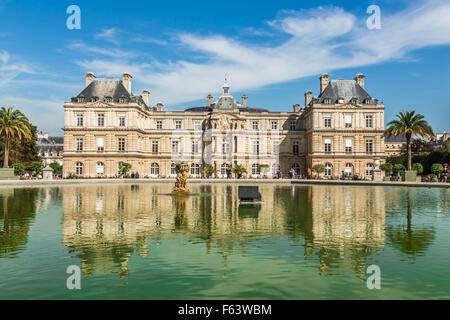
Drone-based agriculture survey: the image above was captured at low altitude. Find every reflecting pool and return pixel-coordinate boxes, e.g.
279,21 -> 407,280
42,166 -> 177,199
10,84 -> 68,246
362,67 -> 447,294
0,184 -> 449,299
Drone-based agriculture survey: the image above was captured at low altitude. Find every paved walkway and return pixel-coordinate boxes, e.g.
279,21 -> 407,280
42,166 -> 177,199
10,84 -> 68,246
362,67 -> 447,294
0,178 -> 448,188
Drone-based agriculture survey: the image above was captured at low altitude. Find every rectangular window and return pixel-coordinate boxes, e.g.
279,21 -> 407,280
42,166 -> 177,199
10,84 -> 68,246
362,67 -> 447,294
271,121 -> 278,130
97,137 -> 104,151
273,141 -> 279,154
175,120 -> 182,129
253,141 -> 259,154
76,114 -> 83,127
194,121 -> 201,131
118,138 -> 125,151
324,116 -> 331,128
366,139 -> 373,153
345,139 -> 352,153
192,141 -> 199,154
252,121 -> 259,130
324,138 -> 332,153
118,114 -> 125,127
293,141 -> 299,155
172,141 -> 179,153
152,141 -> 158,153
156,120 -> 162,129
345,115 -> 352,128
76,138 -> 83,151
290,121 -> 296,131
366,115 -> 373,128
97,114 -> 104,127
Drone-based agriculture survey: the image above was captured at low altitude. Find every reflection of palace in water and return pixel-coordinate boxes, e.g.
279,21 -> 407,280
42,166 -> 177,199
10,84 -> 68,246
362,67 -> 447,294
61,184 -> 386,278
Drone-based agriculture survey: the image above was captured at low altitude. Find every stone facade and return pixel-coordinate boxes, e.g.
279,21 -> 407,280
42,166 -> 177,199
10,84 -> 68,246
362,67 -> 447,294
63,72 -> 386,179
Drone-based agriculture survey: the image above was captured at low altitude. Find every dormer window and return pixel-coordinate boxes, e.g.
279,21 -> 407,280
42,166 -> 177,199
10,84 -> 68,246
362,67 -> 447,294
77,96 -> 85,103
324,98 -> 331,104
119,96 -> 127,103
91,96 -> 99,102
104,97 -> 113,103
337,98 -> 344,104
351,98 -> 358,104
364,99 -> 371,104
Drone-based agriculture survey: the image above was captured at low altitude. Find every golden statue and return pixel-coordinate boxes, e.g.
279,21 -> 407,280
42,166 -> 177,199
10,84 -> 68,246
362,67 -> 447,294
172,164 -> 190,194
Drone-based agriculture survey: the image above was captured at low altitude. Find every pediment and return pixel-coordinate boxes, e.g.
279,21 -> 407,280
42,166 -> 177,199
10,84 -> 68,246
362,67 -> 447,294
86,101 -> 112,108
336,102 -> 360,109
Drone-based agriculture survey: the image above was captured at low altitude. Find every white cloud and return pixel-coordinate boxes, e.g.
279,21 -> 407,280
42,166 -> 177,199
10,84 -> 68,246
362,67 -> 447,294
73,1 -> 450,106
0,50 -> 35,87
95,28 -> 121,45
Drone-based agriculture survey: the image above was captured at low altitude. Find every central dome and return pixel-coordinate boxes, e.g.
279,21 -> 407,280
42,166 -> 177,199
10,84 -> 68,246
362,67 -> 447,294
215,81 -> 237,110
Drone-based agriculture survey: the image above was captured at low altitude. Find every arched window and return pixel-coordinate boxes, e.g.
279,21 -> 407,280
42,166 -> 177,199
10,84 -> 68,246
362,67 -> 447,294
366,163 -> 374,176
345,163 -> 353,175
252,163 -> 260,176
221,163 -> 229,176
191,163 -> 200,176
150,163 -> 159,175
272,163 -> 280,176
325,163 -> 333,176
170,163 -> 176,175
76,162 -> 83,175
292,163 -> 300,175
96,162 -> 104,175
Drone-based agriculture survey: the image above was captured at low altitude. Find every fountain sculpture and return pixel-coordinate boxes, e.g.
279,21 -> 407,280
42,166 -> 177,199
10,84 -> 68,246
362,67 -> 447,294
172,163 -> 190,195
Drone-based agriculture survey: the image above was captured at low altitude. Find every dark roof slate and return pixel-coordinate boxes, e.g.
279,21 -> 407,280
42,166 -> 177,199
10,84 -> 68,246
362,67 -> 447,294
314,80 -> 374,104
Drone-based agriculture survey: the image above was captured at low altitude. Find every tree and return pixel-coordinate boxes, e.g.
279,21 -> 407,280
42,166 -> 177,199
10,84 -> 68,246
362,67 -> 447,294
312,164 -> 325,177
412,163 -> 423,175
30,161 -> 44,174
49,162 -> 62,175
119,162 -> 132,174
380,163 -> 393,174
12,163 -> 25,175
385,111 -> 434,170
204,165 -> 216,177
0,107 -> 33,168
431,163 -> 444,175
393,163 -> 405,174
231,164 -> 247,179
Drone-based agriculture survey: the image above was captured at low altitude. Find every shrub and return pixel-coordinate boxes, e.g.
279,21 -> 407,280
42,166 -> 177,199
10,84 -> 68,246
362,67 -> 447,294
29,161 -> 44,173
118,162 -> 132,174
50,162 -> 62,175
12,163 -> 25,174
412,163 -> 423,174
312,164 -> 325,175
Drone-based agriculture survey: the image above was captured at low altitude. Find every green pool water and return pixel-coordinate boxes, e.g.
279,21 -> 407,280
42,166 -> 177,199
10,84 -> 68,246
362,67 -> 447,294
0,183 -> 449,299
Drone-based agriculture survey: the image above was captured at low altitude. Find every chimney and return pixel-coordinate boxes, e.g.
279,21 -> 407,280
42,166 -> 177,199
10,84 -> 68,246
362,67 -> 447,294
85,72 -> 96,87
156,102 -> 164,111
354,73 -> 365,88
207,94 -> 213,107
122,72 -> 132,93
242,95 -> 248,107
320,73 -> 329,94
293,104 -> 300,113
142,90 -> 150,106
304,90 -> 312,107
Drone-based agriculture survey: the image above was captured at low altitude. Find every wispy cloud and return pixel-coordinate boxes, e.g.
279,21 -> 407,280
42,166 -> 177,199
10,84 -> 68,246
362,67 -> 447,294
129,36 -> 168,46
95,27 -> 121,45
0,50 -> 35,87
74,0 -> 450,106
68,41 -> 141,59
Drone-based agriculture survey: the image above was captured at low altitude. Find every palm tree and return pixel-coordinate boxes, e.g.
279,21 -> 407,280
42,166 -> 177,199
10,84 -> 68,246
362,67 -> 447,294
0,107 -> 32,168
384,111 -> 434,170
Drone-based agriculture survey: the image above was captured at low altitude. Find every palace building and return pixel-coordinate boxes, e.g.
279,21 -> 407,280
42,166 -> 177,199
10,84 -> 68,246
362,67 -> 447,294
62,72 -> 386,178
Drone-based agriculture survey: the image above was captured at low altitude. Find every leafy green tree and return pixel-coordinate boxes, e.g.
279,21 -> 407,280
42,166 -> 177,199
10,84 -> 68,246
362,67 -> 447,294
49,162 -> 62,175
385,111 -> 434,170
431,163 -> 444,175
0,107 -> 33,168
119,162 -> 132,174
393,163 -> 405,174
312,164 -> 325,177
11,163 -> 24,175
380,163 -> 393,173
204,165 -> 216,177
231,164 -> 247,178
412,163 -> 423,174
30,161 -> 44,174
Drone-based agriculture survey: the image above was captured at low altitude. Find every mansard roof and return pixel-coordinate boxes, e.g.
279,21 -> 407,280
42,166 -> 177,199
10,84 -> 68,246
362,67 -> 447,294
71,79 -> 148,107
184,106 -> 269,113
315,80 -> 375,104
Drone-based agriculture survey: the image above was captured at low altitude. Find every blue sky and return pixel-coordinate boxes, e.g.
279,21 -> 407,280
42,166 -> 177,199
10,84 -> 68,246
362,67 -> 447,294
0,0 -> 449,135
